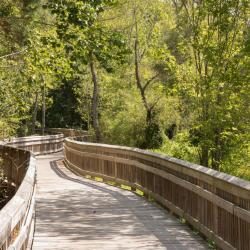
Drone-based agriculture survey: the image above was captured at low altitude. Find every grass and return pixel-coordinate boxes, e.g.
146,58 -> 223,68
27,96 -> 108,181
120,184 -> 131,190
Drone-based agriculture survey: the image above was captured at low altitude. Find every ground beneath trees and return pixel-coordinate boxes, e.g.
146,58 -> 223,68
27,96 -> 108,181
0,176 -> 16,209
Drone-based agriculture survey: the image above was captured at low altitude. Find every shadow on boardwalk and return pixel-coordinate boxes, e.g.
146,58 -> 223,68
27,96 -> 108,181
33,155 -> 209,250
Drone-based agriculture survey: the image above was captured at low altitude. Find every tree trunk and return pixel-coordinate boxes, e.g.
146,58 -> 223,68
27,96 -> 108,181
211,88 -> 223,171
41,77 -> 46,136
90,58 -> 101,142
212,149 -> 221,171
134,38 -> 163,148
32,91 -> 38,135
200,146 -> 209,167
134,39 -> 151,118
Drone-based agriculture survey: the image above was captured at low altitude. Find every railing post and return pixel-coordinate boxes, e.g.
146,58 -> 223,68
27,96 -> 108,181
64,137 -> 250,250
115,161 -> 117,179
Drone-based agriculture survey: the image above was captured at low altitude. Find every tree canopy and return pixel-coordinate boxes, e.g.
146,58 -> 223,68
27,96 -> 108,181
0,0 -> 249,179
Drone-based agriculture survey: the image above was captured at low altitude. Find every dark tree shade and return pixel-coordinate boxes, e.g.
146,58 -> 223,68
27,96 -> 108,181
45,79 -> 87,129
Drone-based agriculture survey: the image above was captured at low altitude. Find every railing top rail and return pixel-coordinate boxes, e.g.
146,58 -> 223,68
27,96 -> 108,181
0,147 -> 35,248
0,133 -> 64,249
65,137 -> 250,250
66,138 -> 250,194
48,128 -> 88,132
4,133 -> 64,143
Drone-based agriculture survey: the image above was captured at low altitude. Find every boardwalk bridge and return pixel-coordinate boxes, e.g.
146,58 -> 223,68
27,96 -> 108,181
0,129 -> 249,250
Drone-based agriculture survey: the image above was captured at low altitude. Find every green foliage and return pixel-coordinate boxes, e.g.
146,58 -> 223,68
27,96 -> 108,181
0,157 -> 14,209
0,0 -> 249,180
44,0 -> 129,71
171,0 -> 250,169
101,83 -> 147,147
154,132 -> 200,164
220,140 -> 250,180
45,78 -> 86,129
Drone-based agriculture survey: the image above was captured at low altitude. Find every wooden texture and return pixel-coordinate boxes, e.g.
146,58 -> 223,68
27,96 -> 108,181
33,153 -> 209,250
0,146 -> 36,250
0,135 -> 64,250
46,128 -> 89,138
1,132 -> 250,250
4,134 -> 64,156
64,139 -> 250,250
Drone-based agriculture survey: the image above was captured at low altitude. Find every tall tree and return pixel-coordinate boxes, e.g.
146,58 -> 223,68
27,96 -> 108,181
0,0 -> 41,137
172,0 -> 250,169
114,0 -> 177,148
44,0 -> 128,141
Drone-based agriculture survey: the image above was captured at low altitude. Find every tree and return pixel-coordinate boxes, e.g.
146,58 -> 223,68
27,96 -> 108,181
44,0 -> 128,141
0,0 -> 41,137
46,77 -> 86,129
172,0 -> 250,169
102,0 -> 178,148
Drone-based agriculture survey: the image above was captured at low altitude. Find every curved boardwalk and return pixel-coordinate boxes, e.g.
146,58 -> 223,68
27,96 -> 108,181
32,153 -> 209,250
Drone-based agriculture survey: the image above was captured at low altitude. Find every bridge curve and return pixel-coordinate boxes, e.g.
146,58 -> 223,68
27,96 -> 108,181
33,152 -> 208,250
0,131 -> 249,250
0,134 -> 64,249
64,137 -> 250,250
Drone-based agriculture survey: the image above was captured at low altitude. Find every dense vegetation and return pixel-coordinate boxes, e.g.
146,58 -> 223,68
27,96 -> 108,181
0,0 -> 249,179
0,161 -> 15,209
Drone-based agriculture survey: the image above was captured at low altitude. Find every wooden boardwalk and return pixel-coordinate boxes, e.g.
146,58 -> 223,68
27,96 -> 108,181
32,153 -> 209,250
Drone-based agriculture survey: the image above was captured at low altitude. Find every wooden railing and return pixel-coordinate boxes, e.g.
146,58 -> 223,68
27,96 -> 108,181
41,128 -> 88,138
0,134 -> 64,250
0,146 -> 35,250
64,138 -> 250,250
4,134 -> 64,155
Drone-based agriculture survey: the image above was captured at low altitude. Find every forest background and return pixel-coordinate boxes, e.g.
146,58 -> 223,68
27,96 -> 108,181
0,0 -> 249,180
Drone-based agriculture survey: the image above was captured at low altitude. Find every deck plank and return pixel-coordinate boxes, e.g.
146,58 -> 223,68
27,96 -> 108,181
32,153 -> 209,250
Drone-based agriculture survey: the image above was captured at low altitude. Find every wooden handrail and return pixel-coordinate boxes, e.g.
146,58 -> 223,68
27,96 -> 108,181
5,134 -> 64,155
37,128 -> 88,138
0,146 -> 35,250
1,132 -> 249,250
0,134 -> 64,250
64,138 -> 250,250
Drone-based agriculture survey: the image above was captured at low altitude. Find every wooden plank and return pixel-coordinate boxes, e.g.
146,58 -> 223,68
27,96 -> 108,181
64,140 -> 250,250
64,159 -> 238,250
0,147 -> 36,250
33,153 -> 209,250
65,139 -> 250,196
64,145 -> 249,220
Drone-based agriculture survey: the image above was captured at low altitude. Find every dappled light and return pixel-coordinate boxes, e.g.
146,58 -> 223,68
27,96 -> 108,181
0,0 -> 250,249
33,153 -> 208,250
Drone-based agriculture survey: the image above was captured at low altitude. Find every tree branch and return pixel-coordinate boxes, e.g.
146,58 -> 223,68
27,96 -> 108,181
139,21 -> 157,62
0,48 -> 28,60
142,73 -> 160,92
150,97 -> 161,111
